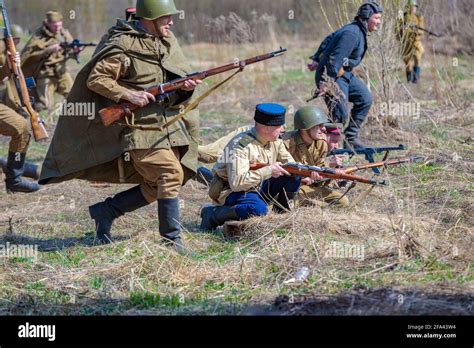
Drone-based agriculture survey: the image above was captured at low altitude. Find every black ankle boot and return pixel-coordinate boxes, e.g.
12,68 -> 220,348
1,157 -> 40,180
4,152 -> 40,193
200,205 -> 239,232
89,185 -> 149,244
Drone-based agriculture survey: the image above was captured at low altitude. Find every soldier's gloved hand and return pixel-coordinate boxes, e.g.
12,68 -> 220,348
181,79 -> 203,92
270,162 -> 291,178
45,44 -> 63,54
123,90 -> 156,107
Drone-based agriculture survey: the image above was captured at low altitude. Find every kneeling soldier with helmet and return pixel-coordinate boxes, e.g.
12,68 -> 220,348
282,106 -> 349,208
200,103 -> 309,232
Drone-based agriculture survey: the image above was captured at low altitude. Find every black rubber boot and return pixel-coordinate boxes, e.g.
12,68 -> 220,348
158,198 -> 185,254
23,161 -> 40,180
89,185 -> 149,244
2,156 -> 40,180
4,152 -> 40,193
200,205 -> 239,232
407,70 -> 414,83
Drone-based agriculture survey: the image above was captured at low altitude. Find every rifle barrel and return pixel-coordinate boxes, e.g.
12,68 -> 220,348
250,162 -> 385,185
99,48 -> 287,126
343,156 -> 422,174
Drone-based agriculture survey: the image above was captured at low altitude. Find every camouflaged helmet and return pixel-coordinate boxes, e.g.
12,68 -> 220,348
294,106 -> 330,130
136,0 -> 180,20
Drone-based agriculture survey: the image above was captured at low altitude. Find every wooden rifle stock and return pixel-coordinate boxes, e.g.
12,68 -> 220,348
99,47 -> 287,126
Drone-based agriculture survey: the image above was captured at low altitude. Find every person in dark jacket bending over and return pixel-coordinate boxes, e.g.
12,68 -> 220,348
308,2 -> 383,149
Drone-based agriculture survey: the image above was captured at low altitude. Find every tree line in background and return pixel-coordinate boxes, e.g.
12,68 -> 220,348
5,0 -> 473,54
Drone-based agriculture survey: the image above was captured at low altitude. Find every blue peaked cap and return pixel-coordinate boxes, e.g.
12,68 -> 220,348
254,103 -> 286,126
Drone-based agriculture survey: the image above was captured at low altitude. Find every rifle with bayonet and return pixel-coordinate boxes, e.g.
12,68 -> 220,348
99,47 -> 288,127
1,0 -> 48,141
60,39 -> 97,64
328,144 -> 406,174
249,162 -> 386,186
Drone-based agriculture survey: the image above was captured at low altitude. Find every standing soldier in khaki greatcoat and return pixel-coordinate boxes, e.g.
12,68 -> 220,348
39,0 -> 202,253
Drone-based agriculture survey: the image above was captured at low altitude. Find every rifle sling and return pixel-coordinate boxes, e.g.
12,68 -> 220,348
124,68 -> 243,131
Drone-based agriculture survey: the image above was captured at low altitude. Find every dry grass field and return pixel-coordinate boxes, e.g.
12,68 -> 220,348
0,19 -> 473,315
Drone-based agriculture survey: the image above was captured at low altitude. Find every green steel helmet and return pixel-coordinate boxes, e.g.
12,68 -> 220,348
294,106 -> 330,130
407,0 -> 418,7
10,24 -> 25,38
136,0 -> 180,20
0,23 -> 22,40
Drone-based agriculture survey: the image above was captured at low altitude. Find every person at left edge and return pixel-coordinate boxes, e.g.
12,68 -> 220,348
0,30 -> 40,193
38,0 -> 202,253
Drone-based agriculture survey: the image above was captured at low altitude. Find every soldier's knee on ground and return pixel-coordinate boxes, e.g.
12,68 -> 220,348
335,195 -> 350,208
299,186 -> 349,208
323,189 -> 349,207
235,199 -> 268,220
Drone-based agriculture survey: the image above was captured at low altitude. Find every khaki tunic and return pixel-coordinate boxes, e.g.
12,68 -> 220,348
21,23 -> 74,79
281,130 -> 327,167
282,130 -> 348,207
210,127 -> 294,205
